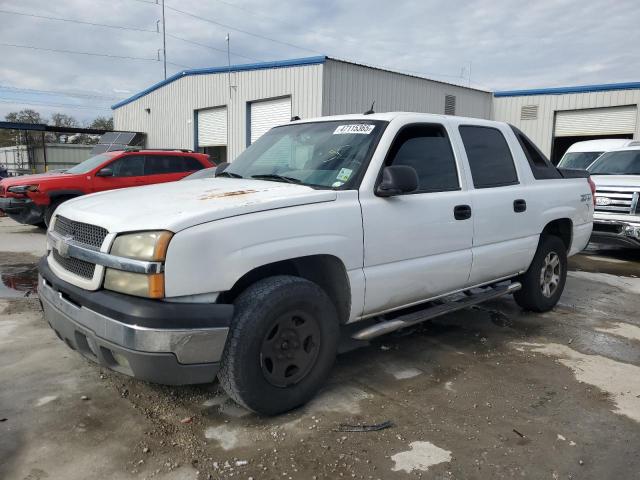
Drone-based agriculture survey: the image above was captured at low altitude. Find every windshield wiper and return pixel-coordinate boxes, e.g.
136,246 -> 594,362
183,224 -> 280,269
251,174 -> 301,184
216,171 -> 243,178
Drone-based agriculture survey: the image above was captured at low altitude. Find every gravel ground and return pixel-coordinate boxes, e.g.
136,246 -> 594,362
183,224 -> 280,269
0,216 -> 639,480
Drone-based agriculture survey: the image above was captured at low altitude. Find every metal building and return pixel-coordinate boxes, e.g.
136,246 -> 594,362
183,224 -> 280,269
112,56 -> 493,162
493,83 -> 640,162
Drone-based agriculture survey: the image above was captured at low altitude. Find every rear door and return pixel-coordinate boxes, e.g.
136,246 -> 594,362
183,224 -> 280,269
456,124 -> 534,285
144,155 -> 201,183
359,122 -> 473,316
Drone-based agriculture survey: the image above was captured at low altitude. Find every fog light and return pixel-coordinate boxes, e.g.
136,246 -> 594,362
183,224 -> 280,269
623,225 -> 640,239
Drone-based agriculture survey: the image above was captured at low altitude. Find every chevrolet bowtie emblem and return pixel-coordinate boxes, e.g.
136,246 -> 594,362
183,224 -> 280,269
58,235 -> 74,258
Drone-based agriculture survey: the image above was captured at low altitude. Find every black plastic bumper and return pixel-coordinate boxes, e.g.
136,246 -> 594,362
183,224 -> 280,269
0,196 -> 44,224
38,256 -> 234,385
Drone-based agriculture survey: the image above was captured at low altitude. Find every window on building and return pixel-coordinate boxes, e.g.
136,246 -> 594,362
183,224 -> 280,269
459,126 -> 519,188
386,124 -> 459,193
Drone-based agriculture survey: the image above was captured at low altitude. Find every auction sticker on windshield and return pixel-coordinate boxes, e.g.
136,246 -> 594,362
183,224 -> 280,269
333,124 -> 375,135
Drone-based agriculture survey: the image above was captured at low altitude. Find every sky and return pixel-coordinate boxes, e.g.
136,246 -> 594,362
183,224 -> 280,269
0,0 -> 638,124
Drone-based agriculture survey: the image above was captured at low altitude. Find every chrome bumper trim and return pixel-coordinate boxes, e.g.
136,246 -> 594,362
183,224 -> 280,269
48,230 -> 163,274
38,275 -> 228,364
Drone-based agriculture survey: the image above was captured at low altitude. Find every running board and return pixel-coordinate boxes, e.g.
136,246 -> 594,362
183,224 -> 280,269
352,282 -> 522,341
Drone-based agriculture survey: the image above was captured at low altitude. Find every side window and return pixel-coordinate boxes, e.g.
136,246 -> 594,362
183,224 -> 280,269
386,124 -> 459,193
459,126 -> 518,188
184,157 -> 204,171
110,155 -> 145,177
145,155 -> 185,175
510,125 -> 561,179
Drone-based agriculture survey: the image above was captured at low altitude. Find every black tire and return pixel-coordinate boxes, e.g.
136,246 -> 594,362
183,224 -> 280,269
44,198 -> 67,228
218,275 -> 339,415
514,235 -> 567,312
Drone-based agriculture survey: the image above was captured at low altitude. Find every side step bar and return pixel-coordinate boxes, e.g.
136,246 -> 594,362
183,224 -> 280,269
352,282 -> 522,341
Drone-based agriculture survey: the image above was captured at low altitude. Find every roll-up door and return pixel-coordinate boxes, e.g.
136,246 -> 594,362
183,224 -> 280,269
249,97 -> 291,144
198,107 -> 227,146
554,106 -> 637,137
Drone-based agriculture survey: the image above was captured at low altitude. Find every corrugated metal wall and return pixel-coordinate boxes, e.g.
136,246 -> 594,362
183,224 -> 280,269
34,144 -> 94,172
114,64 -> 323,160
493,90 -> 640,157
322,59 -> 493,119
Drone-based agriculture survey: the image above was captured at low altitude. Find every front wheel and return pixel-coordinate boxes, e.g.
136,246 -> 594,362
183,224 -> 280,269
514,235 -> 568,312
218,275 -> 339,415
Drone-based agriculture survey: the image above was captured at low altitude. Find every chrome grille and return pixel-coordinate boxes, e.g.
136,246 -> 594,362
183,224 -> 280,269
594,188 -> 639,215
52,249 -> 96,279
53,215 -> 108,249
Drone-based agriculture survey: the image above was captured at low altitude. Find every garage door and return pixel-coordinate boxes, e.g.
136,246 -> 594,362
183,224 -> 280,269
554,105 -> 637,137
198,107 -> 227,146
249,97 -> 291,144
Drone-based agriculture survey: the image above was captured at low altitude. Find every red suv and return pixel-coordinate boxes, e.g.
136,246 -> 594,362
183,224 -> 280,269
0,149 -> 213,227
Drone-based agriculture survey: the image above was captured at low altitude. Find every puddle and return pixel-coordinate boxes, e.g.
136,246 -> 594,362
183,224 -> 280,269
516,342 -> 640,423
0,264 -> 38,298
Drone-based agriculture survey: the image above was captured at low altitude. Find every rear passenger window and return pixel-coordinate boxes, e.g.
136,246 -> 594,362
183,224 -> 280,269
459,126 -> 519,188
145,156 -> 186,175
387,124 -> 459,193
184,157 -> 204,171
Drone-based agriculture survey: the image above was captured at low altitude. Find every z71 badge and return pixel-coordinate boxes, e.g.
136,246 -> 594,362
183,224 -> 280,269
581,193 -> 593,203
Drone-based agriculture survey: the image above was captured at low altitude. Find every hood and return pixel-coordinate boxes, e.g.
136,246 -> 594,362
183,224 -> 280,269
0,172 -> 76,188
591,174 -> 640,189
55,178 -> 337,232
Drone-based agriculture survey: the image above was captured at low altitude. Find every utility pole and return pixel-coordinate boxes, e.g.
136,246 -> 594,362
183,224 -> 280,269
226,33 -> 231,99
161,0 -> 167,79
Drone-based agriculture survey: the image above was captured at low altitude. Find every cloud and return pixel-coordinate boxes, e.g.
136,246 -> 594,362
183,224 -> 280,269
0,0 -> 638,122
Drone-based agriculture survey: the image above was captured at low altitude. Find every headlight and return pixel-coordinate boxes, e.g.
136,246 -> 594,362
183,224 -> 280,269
105,230 -> 173,298
8,184 -> 38,193
104,269 -> 165,299
110,231 -> 173,261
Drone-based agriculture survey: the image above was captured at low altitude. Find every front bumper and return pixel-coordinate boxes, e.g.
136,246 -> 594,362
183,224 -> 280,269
38,257 -> 233,385
0,196 -> 44,224
591,218 -> 640,247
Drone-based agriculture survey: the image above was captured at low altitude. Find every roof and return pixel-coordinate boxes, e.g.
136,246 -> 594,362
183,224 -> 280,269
0,121 -> 119,135
112,56 -> 328,109
566,139 -> 640,153
494,82 -> 640,97
111,55 -> 490,110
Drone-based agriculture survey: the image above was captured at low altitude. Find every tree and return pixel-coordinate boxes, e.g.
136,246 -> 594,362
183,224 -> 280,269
1,109 -> 46,148
89,116 -> 114,130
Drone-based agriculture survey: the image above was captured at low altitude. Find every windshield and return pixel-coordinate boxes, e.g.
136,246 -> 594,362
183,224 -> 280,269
588,150 -> 640,175
224,120 -> 386,188
65,153 -> 113,174
557,151 -> 603,169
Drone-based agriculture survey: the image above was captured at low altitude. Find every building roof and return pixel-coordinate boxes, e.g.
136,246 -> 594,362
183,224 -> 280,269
494,82 -> 640,97
111,55 -> 490,110
111,56 -> 328,109
0,121 -> 118,135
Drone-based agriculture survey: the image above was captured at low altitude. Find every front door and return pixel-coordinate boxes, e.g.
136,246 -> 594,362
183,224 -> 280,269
359,123 -> 474,316
91,154 -> 146,192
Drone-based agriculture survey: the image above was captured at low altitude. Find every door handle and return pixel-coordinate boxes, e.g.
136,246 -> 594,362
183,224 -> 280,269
513,199 -> 527,213
454,204 -> 472,220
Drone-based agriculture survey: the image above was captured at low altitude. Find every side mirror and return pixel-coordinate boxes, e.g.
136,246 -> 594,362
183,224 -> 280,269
96,167 -> 113,177
376,166 -> 418,197
215,162 -> 230,176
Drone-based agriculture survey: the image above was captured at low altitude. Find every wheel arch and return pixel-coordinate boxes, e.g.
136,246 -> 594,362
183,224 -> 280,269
219,254 -> 351,325
541,218 -> 573,252
47,189 -> 84,202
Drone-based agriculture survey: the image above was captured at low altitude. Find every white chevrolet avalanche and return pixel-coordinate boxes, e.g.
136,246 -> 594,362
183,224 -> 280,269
39,112 -> 594,414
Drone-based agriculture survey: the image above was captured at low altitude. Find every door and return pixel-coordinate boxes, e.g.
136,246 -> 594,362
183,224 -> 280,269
144,155 -> 200,183
457,125 -> 534,285
91,154 -> 146,192
249,97 -> 292,144
360,123 -> 474,316
197,107 -> 227,163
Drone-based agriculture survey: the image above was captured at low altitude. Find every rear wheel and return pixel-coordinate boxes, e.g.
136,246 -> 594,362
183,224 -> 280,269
514,235 -> 567,312
218,275 -> 339,415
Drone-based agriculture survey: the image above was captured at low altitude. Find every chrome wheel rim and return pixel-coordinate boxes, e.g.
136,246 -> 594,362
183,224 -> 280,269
540,252 -> 561,298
